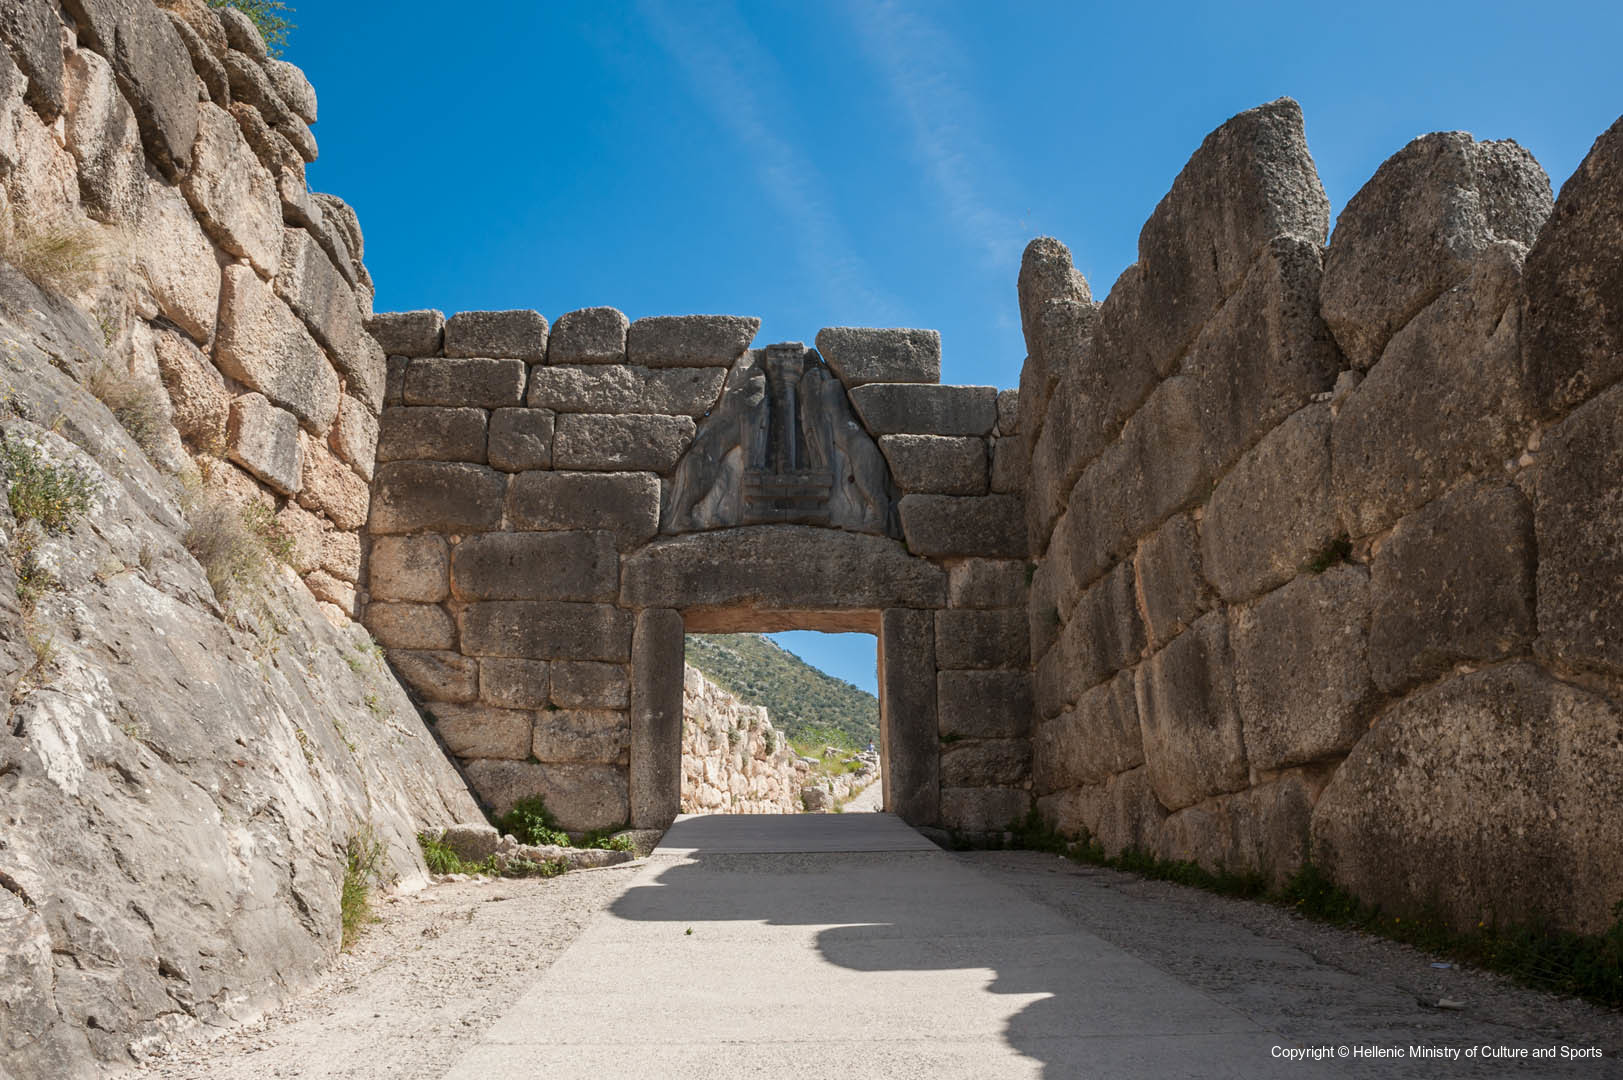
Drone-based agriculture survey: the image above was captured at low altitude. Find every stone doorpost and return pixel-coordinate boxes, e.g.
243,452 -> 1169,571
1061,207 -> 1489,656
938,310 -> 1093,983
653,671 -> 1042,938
880,608 -> 940,826
629,608 -> 684,828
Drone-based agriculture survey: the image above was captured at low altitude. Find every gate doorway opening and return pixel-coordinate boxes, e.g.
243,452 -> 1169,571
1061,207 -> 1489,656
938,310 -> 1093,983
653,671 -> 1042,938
680,630 -> 881,815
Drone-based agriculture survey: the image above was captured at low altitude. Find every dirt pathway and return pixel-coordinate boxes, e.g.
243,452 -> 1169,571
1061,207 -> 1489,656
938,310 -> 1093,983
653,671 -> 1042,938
130,863 -> 641,1080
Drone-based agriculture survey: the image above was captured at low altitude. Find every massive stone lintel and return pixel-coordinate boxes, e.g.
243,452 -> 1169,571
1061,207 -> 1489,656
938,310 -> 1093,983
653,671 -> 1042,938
621,524 -> 944,617
662,344 -> 898,537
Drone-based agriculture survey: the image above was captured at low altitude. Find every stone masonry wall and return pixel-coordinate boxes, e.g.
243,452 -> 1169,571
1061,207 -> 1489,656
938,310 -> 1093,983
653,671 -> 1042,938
1018,98 -> 1623,934
0,3 -> 482,1074
362,309 -> 1033,833
679,664 -> 800,814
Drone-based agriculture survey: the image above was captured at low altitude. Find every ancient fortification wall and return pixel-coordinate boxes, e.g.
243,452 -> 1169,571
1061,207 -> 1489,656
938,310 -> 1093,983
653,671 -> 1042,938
361,309 -> 1031,835
1017,98 -> 1623,934
679,664 -> 800,814
0,3 -> 481,1075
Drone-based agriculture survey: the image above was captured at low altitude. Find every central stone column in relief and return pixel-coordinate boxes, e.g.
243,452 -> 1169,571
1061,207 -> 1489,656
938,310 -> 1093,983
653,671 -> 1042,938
663,343 -> 898,537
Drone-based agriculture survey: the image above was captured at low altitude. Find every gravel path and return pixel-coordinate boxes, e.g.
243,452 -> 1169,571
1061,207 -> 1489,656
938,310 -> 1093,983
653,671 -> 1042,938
841,776 -> 883,812
130,863 -> 642,1080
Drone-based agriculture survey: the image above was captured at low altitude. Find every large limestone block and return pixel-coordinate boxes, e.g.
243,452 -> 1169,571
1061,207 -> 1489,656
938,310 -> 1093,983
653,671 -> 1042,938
458,601 -> 633,662
621,525 -> 944,613
328,395 -> 378,481
533,709 -> 629,765
946,559 -> 1027,610
1183,236 -> 1342,477
1135,611 -> 1246,811
0,0 -> 66,120
368,534 -> 449,603
814,327 -> 941,387
443,309 -> 548,360
1134,513 -> 1211,649
939,787 -> 1031,834
265,58 -> 316,123
375,406 -> 487,463
1522,116 -> 1623,414
478,657 -> 550,709
225,392 -> 301,495
322,529 -> 361,582
403,357 -> 526,408
62,0 -> 199,179
1135,98 -> 1329,374
506,470 -> 660,549
1370,481 -> 1534,692
1017,237 -> 1092,361
547,306 -> 628,364
1091,768 -> 1168,858
182,102 -> 280,275
1059,377 -> 1209,589
898,493 -> 1025,558
1201,403 -> 1336,602
551,661 -> 629,709
487,407 -> 554,471
275,228 -> 385,411
367,461 -> 506,534
1231,566 -> 1376,772
169,11 -> 228,106
626,314 -> 759,367
450,531 -> 619,603
62,48 -> 144,224
296,434 -> 369,530
1036,786 -> 1104,841
365,602 -> 456,651
1311,663 -> 1623,933
429,704 -> 531,761
216,5 -> 265,56
940,739 -> 1031,788
1330,255 -> 1533,538
214,265 -> 340,433
527,365 -> 726,417
130,179 -> 220,344
463,760 -> 629,830
1322,131 -> 1552,369
848,383 -> 997,436
1069,560 -> 1144,690
934,608 -> 1027,670
996,389 -> 1019,436
878,434 -> 986,495
881,608 -> 939,826
552,413 -> 696,472
1032,669 -> 1143,794
366,310 -> 444,357
937,671 -> 1031,739
385,649 -> 478,704
629,608 -> 683,828
152,329 -> 228,446
1534,383 -> 1623,677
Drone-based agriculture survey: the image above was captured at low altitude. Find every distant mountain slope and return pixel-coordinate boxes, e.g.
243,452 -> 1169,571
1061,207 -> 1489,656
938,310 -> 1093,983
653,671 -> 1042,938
684,634 -> 879,749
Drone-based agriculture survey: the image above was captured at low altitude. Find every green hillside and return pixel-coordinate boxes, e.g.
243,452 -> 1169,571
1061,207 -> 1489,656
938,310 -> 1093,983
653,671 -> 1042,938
684,634 -> 878,750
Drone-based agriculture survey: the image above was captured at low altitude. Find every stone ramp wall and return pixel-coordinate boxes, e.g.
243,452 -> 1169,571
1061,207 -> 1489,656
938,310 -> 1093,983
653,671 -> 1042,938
0,3 -> 482,1075
1019,98 -> 1623,934
363,310 -> 1033,833
680,664 -> 801,814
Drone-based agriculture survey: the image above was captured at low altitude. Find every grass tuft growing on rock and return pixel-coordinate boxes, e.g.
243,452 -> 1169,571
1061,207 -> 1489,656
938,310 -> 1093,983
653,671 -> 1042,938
340,828 -> 385,951
2,221 -> 107,295
182,490 -> 293,610
2,439 -> 96,531
86,365 -> 171,461
416,834 -> 571,878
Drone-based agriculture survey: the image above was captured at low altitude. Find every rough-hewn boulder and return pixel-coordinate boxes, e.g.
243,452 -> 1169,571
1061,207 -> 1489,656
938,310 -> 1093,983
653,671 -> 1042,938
1135,612 -> 1247,812
814,327 -> 941,387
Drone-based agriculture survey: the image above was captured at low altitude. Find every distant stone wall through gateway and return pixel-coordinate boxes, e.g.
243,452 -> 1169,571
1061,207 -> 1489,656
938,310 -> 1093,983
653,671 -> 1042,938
359,312 -> 1029,833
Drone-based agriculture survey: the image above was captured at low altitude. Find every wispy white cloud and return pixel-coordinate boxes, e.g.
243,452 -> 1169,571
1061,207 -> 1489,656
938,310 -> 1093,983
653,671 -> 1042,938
636,0 -> 902,322
843,0 -> 1027,272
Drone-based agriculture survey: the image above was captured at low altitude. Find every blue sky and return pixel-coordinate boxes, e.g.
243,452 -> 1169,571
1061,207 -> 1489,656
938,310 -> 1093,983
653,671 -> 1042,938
287,1 -> 1621,694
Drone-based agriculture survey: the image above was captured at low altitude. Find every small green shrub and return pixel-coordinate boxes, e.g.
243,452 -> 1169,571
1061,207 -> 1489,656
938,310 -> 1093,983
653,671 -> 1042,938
498,796 -> 572,848
418,833 -> 495,876
207,0 -> 297,56
340,828 -> 385,951
2,439 -> 95,531
576,827 -> 635,853
87,365 -> 170,461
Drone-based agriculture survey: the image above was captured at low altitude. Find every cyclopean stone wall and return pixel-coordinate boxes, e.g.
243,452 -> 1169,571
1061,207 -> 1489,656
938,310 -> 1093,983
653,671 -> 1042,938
679,664 -> 800,814
1017,97 -> 1623,935
361,310 -> 1031,833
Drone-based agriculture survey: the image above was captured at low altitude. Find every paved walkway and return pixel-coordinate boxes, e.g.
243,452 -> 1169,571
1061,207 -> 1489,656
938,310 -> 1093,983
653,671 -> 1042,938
443,815 -> 1619,1079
